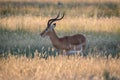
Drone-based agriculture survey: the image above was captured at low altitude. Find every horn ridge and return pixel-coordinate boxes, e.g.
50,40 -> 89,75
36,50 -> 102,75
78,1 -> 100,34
47,12 -> 65,27
47,12 -> 60,26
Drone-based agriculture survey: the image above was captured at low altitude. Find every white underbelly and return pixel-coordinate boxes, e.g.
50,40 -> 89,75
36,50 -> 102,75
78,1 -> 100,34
67,50 -> 81,54
64,43 -> 85,55
69,43 -> 83,50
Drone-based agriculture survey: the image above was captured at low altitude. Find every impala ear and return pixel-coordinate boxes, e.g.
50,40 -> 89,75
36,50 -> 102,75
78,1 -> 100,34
50,23 -> 56,31
52,23 -> 56,28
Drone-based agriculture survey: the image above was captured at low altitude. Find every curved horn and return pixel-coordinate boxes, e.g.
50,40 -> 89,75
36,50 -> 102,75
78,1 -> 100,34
47,12 -> 65,26
47,12 -> 60,27
49,12 -> 65,25
53,12 -> 65,21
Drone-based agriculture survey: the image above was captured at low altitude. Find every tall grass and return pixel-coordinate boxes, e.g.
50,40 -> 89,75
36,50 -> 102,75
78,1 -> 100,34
0,0 -> 120,17
0,0 -> 120,80
0,55 -> 120,80
0,16 -> 120,32
0,15 -> 120,57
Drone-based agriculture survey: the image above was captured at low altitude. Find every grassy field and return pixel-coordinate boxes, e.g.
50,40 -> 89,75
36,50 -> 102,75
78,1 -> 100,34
0,55 -> 120,80
0,0 -> 120,80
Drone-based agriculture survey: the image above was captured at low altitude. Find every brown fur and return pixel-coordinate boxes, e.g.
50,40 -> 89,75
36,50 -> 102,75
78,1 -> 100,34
41,29 -> 86,54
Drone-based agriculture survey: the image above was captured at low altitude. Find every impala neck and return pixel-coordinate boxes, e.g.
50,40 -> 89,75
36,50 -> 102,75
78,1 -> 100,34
48,29 -> 60,45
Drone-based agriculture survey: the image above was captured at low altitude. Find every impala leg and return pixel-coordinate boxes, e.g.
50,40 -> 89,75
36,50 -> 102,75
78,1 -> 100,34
59,50 -> 63,55
78,43 -> 86,56
59,50 -> 64,56
66,51 -> 70,59
59,50 -> 67,56
82,44 -> 86,56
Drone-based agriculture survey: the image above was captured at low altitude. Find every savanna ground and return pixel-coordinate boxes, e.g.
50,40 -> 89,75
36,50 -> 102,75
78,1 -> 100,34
0,0 -> 120,80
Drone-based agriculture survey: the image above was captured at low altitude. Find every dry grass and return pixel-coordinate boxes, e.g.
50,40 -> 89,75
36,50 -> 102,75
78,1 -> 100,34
0,16 -> 120,33
0,0 -> 120,3
0,0 -> 120,80
0,54 -> 120,80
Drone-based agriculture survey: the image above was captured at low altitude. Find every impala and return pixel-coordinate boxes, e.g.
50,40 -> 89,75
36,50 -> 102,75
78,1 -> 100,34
40,12 -> 86,55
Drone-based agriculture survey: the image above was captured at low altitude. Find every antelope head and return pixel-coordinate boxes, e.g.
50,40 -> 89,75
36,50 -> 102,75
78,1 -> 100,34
40,12 -> 65,37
